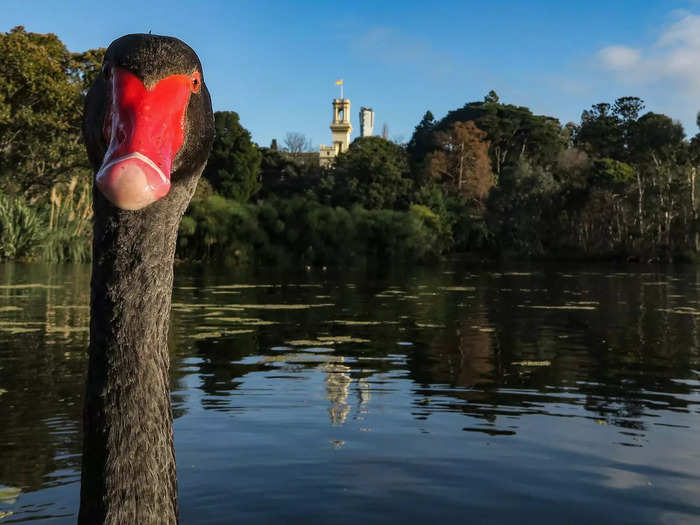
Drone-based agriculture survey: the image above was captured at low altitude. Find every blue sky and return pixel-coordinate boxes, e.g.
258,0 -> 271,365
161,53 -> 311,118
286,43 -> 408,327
5,0 -> 700,148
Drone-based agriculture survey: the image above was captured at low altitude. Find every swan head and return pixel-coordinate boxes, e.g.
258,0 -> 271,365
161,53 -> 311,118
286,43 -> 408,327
83,34 -> 215,211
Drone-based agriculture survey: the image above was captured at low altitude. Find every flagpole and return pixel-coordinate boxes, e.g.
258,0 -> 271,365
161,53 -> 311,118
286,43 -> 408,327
340,82 -> 343,100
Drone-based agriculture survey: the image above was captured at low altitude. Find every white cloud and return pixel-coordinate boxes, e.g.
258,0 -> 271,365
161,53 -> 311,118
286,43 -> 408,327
598,46 -> 641,71
597,13 -> 700,92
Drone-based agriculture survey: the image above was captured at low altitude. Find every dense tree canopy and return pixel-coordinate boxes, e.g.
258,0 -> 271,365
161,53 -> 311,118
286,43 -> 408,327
4,27 -> 700,265
332,137 -> 413,210
203,111 -> 262,202
436,93 -> 564,177
427,121 -> 493,200
0,26 -> 103,197
406,110 -> 436,179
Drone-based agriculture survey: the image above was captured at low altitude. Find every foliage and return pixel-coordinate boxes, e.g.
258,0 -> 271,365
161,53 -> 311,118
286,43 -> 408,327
6,26 -> 700,265
178,194 -> 267,264
178,194 -> 450,265
487,161 -> 560,256
257,147 -> 320,199
436,92 -> 564,177
0,194 -> 45,260
427,121 -> 493,200
0,26 -> 103,198
203,111 -> 262,202
42,177 -> 92,262
406,110 -> 436,181
331,136 -> 413,209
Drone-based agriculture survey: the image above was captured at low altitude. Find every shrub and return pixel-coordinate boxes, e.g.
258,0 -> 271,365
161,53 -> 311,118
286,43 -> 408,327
0,194 -> 45,260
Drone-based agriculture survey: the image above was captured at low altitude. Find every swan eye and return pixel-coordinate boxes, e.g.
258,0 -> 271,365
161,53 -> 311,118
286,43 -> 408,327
191,73 -> 201,93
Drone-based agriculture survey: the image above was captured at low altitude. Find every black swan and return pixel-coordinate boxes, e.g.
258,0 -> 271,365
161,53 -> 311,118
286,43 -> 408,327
79,34 -> 214,524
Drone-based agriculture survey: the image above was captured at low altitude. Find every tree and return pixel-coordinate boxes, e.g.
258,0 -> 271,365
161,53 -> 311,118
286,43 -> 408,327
575,97 -> 645,161
203,111 -> 262,202
487,160 -> 560,255
283,132 -> 312,156
629,112 -> 685,248
426,121 -> 493,200
437,94 -> 564,177
484,90 -> 499,103
332,137 -> 412,209
562,122 -> 579,148
258,146 -> 319,199
0,27 -> 104,197
614,96 -> 645,124
407,110 -> 436,182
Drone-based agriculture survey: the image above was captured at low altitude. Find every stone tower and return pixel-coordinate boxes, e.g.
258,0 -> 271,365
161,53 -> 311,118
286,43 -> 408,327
330,98 -> 352,152
320,98 -> 353,167
359,107 -> 374,137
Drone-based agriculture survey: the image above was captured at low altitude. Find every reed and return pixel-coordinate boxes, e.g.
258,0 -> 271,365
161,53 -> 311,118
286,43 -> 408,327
42,176 -> 93,262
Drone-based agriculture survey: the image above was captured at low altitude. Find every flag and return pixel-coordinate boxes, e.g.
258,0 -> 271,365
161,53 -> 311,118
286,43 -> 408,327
335,79 -> 343,85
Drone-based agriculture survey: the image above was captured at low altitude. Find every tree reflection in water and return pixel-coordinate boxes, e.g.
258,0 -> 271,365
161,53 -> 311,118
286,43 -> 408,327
1,262 -> 699,523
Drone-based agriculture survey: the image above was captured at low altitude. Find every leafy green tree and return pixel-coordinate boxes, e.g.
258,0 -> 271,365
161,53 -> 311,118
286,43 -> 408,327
629,112 -> 684,158
629,112 -> 685,248
686,125 -> 700,251
332,136 -> 412,209
484,90 -> 499,103
487,160 -> 560,255
614,96 -> 645,124
438,95 -> 564,177
0,26 -> 104,197
575,97 -> 645,161
203,111 -> 262,202
258,146 -> 320,199
407,110 -> 436,181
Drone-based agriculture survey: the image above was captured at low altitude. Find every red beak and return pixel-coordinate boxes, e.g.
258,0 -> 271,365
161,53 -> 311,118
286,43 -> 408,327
96,67 -> 197,210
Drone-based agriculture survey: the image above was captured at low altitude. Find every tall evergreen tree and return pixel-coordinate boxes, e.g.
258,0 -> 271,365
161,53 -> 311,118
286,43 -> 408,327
407,110 -> 436,182
203,111 -> 262,202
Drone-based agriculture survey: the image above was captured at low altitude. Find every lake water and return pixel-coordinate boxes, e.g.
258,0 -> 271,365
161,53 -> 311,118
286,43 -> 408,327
0,261 -> 699,524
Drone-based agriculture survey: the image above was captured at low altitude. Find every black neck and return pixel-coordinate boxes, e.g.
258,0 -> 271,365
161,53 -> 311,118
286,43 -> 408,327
79,173 -> 198,525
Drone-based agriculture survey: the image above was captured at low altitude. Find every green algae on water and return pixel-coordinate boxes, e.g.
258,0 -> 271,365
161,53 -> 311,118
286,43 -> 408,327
204,316 -> 277,326
235,303 -> 333,310
0,486 -> 21,504
518,304 -> 597,311
0,321 -> 43,334
512,360 -> 551,366
415,323 -> 446,328
0,284 -> 61,290
330,320 -> 399,326
0,306 -> 21,312
190,329 -> 255,340
45,326 -> 89,334
286,335 -> 371,346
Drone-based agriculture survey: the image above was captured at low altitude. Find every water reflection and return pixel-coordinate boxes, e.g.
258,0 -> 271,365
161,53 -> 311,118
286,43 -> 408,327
0,262 -> 699,523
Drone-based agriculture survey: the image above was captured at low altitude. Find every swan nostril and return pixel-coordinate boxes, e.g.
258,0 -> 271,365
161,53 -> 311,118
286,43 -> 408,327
117,128 -> 126,143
